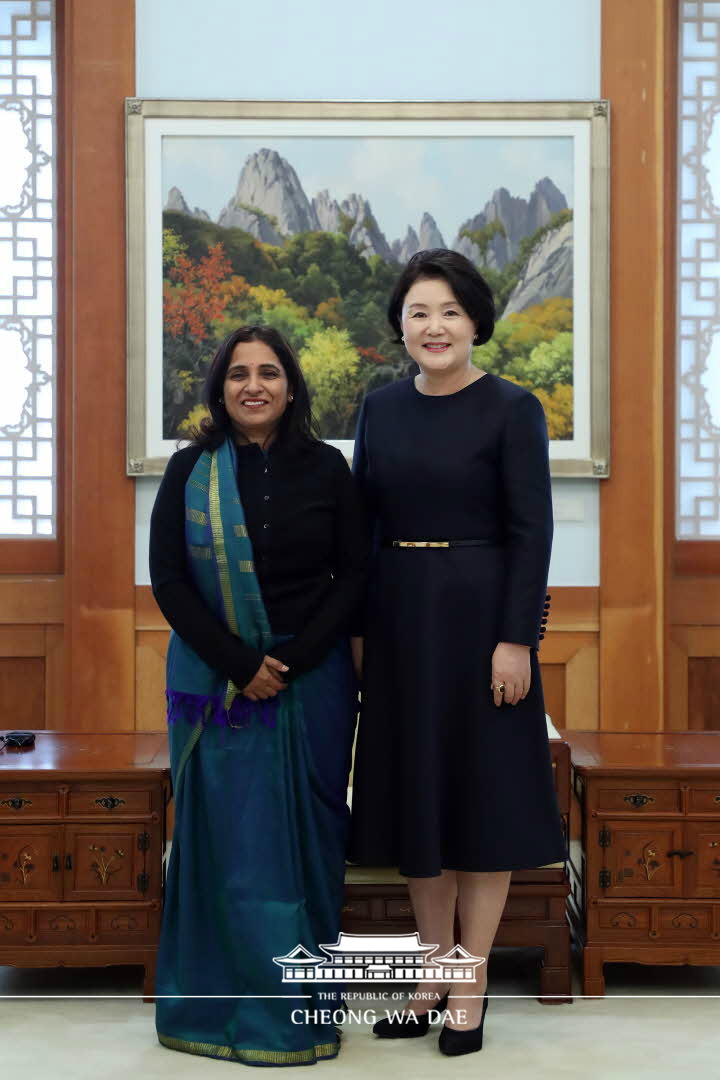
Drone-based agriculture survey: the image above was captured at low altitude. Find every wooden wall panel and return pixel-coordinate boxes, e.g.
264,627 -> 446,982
134,585 -> 601,731
600,0 -> 670,729
0,587 -> 62,731
669,627 -> 720,730
667,636 -> 689,732
688,659 -> 720,731
539,665 -> 566,729
671,580 -> 720,626
0,658 -> 45,729
61,0 -> 136,730
136,631 -> 170,732
44,625 -> 65,731
538,633 -> 599,730
0,627 -> 45,656
0,578 -> 63,624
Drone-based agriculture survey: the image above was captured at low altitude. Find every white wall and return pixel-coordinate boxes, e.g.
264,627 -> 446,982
134,0 -> 602,586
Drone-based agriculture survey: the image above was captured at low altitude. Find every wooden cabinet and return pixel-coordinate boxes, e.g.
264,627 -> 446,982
564,731 -> 720,996
0,733 -> 170,998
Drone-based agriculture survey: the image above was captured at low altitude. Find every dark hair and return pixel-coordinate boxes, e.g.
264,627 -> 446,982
387,248 -> 496,346
187,325 -> 319,450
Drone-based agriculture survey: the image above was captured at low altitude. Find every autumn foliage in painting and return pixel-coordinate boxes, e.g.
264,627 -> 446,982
164,242 -> 232,340
161,214 -> 574,442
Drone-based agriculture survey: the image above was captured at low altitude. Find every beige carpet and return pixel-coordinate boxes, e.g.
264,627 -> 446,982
1,948 -> 718,1079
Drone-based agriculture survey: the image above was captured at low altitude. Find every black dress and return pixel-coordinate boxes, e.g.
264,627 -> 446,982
348,373 -> 568,877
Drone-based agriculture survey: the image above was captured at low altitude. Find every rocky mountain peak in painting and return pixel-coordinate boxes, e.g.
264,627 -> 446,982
312,189 -> 342,233
392,226 -> 420,264
166,186 -> 190,214
528,177 -> 567,232
165,186 -> 210,221
166,147 -> 571,287
391,213 -> 446,263
218,148 -> 319,239
419,212 -> 445,251
503,218 -> 573,316
454,177 -> 568,270
341,193 -> 395,262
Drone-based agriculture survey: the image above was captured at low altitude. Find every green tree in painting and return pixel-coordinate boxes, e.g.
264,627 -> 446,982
507,332 -> 573,392
162,228 -> 187,273
299,327 -> 363,438
473,298 -> 573,377
459,219 -> 506,260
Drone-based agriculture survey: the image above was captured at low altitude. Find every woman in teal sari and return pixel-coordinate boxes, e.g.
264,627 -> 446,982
150,326 -> 366,1066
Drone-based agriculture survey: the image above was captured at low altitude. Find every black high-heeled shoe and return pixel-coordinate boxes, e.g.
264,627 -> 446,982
372,991 -> 450,1039
438,992 -> 489,1056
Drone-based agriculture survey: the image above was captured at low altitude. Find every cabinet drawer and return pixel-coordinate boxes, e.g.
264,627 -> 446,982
687,786 -> 720,814
0,909 -> 28,942
0,790 -> 60,818
66,787 -> 153,817
340,900 -> 370,920
97,907 -> 158,941
595,783 -> 681,814
596,905 -> 651,933
384,899 -> 415,919
36,908 -> 94,944
502,896 -> 548,919
658,907 -> 714,939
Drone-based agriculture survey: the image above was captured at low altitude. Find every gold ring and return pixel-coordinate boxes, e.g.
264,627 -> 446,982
493,682 -> 506,692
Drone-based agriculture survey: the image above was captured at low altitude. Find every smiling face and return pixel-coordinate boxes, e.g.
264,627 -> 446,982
223,339 -> 291,443
400,276 -> 477,377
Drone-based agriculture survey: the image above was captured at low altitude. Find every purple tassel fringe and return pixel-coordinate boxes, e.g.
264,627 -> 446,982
166,689 -> 278,730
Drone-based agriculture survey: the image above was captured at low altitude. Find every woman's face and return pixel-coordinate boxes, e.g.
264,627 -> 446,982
400,276 -> 476,376
223,340 -> 290,441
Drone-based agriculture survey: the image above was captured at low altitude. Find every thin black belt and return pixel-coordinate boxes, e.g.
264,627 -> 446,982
385,539 -> 501,548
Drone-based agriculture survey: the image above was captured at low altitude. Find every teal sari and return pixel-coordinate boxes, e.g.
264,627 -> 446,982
155,438 -> 355,1066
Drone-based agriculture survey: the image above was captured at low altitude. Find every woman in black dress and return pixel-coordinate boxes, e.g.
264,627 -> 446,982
349,250 -> 567,1056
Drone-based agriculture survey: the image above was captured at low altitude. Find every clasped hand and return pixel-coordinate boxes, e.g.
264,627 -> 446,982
490,641 -> 531,707
242,656 -> 289,701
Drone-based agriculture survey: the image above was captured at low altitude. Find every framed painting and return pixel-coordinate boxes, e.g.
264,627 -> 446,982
125,99 -> 609,476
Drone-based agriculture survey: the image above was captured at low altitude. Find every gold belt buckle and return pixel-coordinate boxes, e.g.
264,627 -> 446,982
393,540 -> 450,548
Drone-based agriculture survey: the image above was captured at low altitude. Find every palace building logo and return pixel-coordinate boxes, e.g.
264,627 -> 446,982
273,933 -> 485,983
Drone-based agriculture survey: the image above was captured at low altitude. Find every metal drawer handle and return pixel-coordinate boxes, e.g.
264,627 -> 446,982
624,793 -> 655,808
65,854 -> 72,871
94,796 -> 126,811
52,854 -> 59,872
667,849 -> 695,859
0,798 -> 32,811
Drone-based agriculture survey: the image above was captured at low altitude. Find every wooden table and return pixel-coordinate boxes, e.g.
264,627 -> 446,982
563,731 -> 720,996
0,732 -> 170,999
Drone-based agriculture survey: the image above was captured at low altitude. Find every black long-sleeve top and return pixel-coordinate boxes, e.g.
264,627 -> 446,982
352,374 -> 553,649
149,437 -> 367,689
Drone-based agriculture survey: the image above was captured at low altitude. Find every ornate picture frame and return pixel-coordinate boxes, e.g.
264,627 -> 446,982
125,99 -> 610,476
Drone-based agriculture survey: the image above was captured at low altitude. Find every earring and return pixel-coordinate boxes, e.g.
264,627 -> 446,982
288,394 -> 294,402
218,397 -> 224,405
